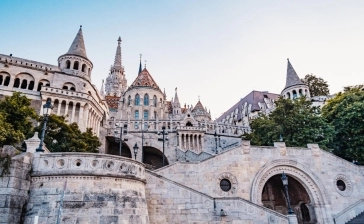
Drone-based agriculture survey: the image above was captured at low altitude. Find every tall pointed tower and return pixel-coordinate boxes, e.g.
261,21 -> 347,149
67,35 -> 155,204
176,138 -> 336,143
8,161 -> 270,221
172,87 -> 182,116
281,59 -> 310,99
104,37 -> 127,97
58,26 -> 93,81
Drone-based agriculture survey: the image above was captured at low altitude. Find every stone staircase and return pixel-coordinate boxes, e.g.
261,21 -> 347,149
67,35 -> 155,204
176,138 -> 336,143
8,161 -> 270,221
346,212 -> 364,224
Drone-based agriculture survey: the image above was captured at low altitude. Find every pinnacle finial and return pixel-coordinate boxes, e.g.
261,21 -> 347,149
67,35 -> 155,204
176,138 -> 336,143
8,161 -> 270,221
287,58 -> 289,61
198,95 -> 200,101
117,36 -> 121,44
144,60 -> 147,69
80,25 -> 82,29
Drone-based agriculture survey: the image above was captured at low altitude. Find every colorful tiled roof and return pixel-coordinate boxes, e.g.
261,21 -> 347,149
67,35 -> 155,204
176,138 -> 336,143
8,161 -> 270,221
105,96 -> 120,110
128,68 -> 162,93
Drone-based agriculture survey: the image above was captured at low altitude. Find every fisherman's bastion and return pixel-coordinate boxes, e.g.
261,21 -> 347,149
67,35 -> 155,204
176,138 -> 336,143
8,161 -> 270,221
0,27 -> 363,224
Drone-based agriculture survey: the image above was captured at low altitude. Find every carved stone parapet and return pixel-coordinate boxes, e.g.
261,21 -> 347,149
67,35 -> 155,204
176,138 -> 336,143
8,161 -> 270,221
274,142 -> 286,156
32,152 -> 146,183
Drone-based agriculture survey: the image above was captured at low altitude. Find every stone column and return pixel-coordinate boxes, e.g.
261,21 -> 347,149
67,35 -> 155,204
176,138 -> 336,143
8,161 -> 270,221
71,103 -> 76,123
64,101 -> 69,117
57,101 -> 61,115
78,105 -> 84,131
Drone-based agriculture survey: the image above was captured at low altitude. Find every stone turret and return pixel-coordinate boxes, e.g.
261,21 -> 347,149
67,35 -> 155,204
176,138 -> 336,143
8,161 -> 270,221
58,26 -> 93,81
281,59 -> 310,99
172,87 -> 182,117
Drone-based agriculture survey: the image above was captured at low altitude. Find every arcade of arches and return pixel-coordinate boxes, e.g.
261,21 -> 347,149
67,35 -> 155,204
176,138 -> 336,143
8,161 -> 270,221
261,174 -> 317,224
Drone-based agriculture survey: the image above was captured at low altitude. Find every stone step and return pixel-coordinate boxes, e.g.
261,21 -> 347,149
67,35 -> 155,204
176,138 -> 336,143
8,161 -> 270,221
346,211 -> 364,224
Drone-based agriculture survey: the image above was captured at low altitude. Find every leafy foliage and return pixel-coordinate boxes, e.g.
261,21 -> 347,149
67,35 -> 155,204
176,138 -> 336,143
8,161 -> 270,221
322,86 -> 364,163
0,92 -> 38,146
301,74 -> 330,97
34,114 -> 101,153
243,97 -> 334,149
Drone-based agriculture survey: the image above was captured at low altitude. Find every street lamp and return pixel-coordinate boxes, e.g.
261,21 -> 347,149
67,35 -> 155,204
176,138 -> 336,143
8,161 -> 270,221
115,123 -> 128,156
36,98 -> 53,152
281,172 -> 294,214
214,131 -> 220,154
279,134 -> 283,142
141,123 -> 149,163
158,126 -> 168,166
133,143 -> 138,160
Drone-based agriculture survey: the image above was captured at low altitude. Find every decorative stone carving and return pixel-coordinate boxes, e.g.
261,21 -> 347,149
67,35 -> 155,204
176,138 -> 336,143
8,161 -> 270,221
216,172 -> 238,196
307,144 -> 320,157
334,174 -> 353,197
274,142 -> 286,156
242,140 -> 251,154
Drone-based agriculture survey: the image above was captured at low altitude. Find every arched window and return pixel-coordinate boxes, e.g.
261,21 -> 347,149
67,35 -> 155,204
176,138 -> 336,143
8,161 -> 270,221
292,90 -> 297,99
0,75 -> 3,85
20,80 -> 27,89
28,81 -> 34,90
73,61 -> 79,70
81,64 -> 86,72
154,111 -> 157,119
186,121 -> 193,127
144,110 -> 149,120
299,89 -> 303,96
13,78 -> 20,88
128,95 -> 131,106
287,92 -> 291,99
88,68 -> 90,75
135,94 -> 140,105
66,60 -> 71,69
4,76 -> 10,86
160,98 -> 162,107
37,82 -> 43,91
153,95 -> 157,107
70,87 -> 75,91
135,110 -> 139,119
144,94 -> 149,106
62,86 -> 68,90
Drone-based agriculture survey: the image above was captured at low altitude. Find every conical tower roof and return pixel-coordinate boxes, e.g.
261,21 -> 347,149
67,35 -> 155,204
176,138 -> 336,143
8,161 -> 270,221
192,100 -> 207,113
113,37 -> 122,68
128,68 -> 162,93
283,59 -> 304,90
65,26 -> 88,59
174,87 -> 180,104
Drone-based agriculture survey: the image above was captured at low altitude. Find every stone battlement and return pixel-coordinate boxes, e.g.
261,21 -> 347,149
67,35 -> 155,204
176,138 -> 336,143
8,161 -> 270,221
0,54 -> 60,73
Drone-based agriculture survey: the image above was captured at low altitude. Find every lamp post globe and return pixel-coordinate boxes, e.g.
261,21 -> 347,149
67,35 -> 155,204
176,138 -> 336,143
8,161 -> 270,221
281,172 -> 294,214
133,143 -> 139,160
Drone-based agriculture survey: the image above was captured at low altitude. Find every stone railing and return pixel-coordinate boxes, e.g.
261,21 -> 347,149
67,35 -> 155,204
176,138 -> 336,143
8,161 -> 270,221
334,199 -> 364,224
32,152 -> 146,182
0,54 -> 59,72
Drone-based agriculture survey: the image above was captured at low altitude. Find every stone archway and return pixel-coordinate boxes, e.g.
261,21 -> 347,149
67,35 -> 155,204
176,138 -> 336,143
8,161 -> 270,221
262,174 -> 316,223
105,136 -> 132,158
251,160 -> 332,224
143,146 -> 169,169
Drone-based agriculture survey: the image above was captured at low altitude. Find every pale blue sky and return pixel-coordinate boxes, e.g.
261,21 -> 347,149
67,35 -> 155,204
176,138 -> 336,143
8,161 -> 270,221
1,1 -> 364,118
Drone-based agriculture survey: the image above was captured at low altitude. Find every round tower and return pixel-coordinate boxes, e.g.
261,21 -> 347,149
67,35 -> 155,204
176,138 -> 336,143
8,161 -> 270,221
58,26 -> 93,81
281,59 -> 310,99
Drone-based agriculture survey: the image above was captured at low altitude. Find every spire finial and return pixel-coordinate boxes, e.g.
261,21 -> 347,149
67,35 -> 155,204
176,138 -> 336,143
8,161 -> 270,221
175,87 -> 177,92
198,95 -> 200,101
80,25 -> 82,29
144,60 -> 147,69
117,36 -> 121,45
287,58 -> 289,61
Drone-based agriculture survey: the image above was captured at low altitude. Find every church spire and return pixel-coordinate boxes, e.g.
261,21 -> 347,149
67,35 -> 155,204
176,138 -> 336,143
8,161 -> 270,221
66,25 -> 88,59
283,58 -> 304,90
100,79 -> 105,98
174,87 -> 180,105
113,37 -> 122,68
138,54 -> 142,75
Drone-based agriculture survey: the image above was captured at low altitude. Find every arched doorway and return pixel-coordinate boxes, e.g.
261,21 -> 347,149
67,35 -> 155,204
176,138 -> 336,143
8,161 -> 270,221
142,146 -> 169,169
106,136 -> 131,158
261,174 -> 316,223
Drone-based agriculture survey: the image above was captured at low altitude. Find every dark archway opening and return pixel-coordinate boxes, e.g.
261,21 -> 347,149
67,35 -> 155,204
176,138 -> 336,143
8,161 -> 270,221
142,146 -> 169,169
186,121 -> 193,126
105,136 -> 131,158
261,174 -> 316,224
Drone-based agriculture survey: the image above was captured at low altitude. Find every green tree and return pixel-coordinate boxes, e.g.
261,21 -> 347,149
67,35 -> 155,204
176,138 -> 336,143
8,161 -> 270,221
301,74 -> 330,97
0,92 -> 38,146
243,97 -> 334,149
34,114 -> 101,153
322,86 -> 364,164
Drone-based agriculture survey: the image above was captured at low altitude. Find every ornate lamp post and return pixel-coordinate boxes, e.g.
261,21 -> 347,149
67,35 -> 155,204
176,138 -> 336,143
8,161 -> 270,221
133,143 -> 138,160
158,126 -> 168,166
281,172 -> 294,214
214,131 -> 220,154
141,123 -> 149,162
115,123 -> 128,156
36,99 -> 53,152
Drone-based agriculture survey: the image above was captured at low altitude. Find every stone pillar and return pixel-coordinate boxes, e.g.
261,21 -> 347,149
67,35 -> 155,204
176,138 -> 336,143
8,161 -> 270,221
288,214 -> 298,224
71,103 -> 76,123
64,101 -> 69,117
57,101 -> 61,115
78,105 -> 84,131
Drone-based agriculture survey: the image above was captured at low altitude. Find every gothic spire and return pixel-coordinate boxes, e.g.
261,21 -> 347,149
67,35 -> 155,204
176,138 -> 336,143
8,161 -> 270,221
66,25 -> 88,59
113,37 -> 122,68
138,54 -> 142,75
174,87 -> 180,104
284,59 -> 304,90
100,79 -> 105,98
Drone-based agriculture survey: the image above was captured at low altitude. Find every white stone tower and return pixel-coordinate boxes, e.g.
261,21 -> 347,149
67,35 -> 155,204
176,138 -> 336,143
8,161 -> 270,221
58,26 -> 93,81
104,37 -> 127,97
172,88 -> 182,117
281,59 -> 310,99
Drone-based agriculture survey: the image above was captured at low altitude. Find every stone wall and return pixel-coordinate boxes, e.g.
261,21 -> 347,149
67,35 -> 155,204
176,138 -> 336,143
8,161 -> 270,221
0,146 -> 33,224
24,152 -> 149,224
145,171 -> 289,224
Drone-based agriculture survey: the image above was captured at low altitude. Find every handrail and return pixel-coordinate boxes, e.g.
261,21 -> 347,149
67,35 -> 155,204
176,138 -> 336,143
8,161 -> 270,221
333,199 -> 364,224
